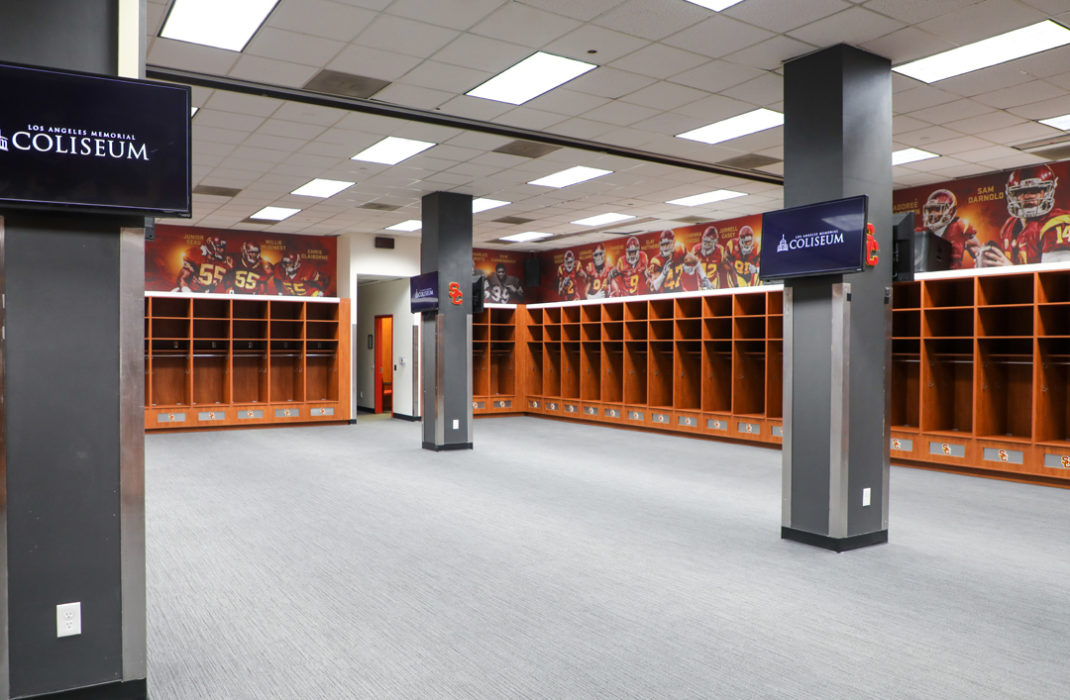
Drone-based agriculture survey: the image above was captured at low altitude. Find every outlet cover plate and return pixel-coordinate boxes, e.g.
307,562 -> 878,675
57,602 -> 81,638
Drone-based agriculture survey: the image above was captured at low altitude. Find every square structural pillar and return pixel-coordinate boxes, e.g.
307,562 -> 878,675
781,45 -> 893,552
421,192 -> 474,451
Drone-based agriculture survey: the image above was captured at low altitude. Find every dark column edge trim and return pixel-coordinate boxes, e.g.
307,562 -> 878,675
781,527 -> 888,552
146,66 -> 783,187
22,678 -> 147,700
422,441 -> 474,452
0,216 -> 10,700
392,413 -> 420,422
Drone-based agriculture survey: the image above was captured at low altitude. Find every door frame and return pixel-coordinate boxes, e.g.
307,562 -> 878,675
373,314 -> 393,414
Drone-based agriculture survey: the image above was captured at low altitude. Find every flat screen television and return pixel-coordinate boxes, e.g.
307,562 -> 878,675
410,271 -> 439,314
758,195 -> 868,281
0,61 -> 191,217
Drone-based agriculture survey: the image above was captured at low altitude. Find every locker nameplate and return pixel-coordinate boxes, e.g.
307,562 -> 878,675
529,400 -> 540,409
584,406 -> 598,415
156,412 -> 186,423
890,437 -> 914,452
771,425 -> 783,437
737,421 -> 760,435
627,410 -> 644,421
274,408 -> 301,418
238,409 -> 264,420
678,415 -> 697,427
982,447 -> 1023,464
1043,453 -> 1070,469
929,441 -> 965,458
603,408 -> 620,418
473,401 -> 485,409
311,407 -> 334,417
198,411 -> 225,421
652,413 -> 670,424
494,400 -> 512,409
564,404 -> 578,413
707,419 -> 727,432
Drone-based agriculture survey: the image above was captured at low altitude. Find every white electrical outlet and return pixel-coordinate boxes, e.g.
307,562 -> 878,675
862,487 -> 872,507
452,419 -> 459,430
57,602 -> 81,638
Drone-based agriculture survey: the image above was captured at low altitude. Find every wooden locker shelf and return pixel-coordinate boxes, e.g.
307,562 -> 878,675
145,294 -> 350,429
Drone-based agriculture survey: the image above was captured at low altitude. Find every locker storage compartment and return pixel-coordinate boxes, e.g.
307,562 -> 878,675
701,341 -> 732,413
623,342 -> 647,405
976,338 -> 1032,440
674,341 -> 701,410
891,338 -> 920,429
922,338 -> 973,434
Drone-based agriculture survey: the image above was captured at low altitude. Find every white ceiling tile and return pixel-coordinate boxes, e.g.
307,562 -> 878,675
724,0 -> 850,33
397,59 -> 489,94
950,111 -> 1026,135
978,152 -> 1048,170
669,60 -> 765,93
525,89 -> 612,117
193,111 -> 268,133
245,27 -> 345,66
357,15 -> 460,59
611,44 -> 709,79
663,16 -> 775,60
242,133 -> 308,153
495,108 -> 566,130
273,102 -> 346,127
897,124 -> 965,146
542,24 -> 649,64
673,93 -> 755,122
1008,94 -> 1070,120
432,33 -> 530,73
974,81 -> 1067,110
720,73 -> 782,106
565,67 -> 657,99
548,118 -> 618,140
976,121 -> 1060,147
204,91 -> 285,117
581,101 -> 661,127
892,115 -> 930,134
266,0 -> 376,41
148,38 -> 240,74
920,135 -> 994,155
629,111 -> 707,136
862,0 -> 981,24
371,83 -> 454,110
788,7 -> 905,45
469,2 -> 581,47
228,55 -> 319,88
725,35 -> 817,71
948,144 -> 1028,163
915,0 -> 1046,45
893,85 -> 959,113
327,45 -> 423,80
935,63 -> 1039,98
618,81 -> 707,110
386,0 -> 506,31
594,0 -> 710,41
435,95 -> 516,120
1007,44 -> 1070,80
861,26 -> 953,64
445,132 -> 513,150
192,125 -> 252,145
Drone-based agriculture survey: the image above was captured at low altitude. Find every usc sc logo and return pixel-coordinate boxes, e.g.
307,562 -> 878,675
448,282 -> 463,305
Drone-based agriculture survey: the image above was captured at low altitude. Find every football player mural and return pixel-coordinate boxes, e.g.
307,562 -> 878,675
894,158 -> 1070,270
538,215 -> 763,302
146,225 -> 337,296
474,250 -> 525,303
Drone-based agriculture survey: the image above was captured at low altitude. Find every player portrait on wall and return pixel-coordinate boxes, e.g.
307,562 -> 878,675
724,225 -> 761,287
981,165 -> 1070,266
223,240 -> 275,294
556,249 -> 587,300
612,236 -> 651,296
649,229 -> 688,293
485,262 -> 524,303
691,226 -> 728,288
173,235 -> 233,293
274,249 -> 328,296
584,244 -> 619,299
920,189 -> 981,269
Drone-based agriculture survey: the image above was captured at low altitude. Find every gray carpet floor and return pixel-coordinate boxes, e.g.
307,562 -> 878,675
145,417 -> 1070,699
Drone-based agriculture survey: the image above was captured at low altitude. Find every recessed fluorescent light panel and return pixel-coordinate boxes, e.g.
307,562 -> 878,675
892,148 -> 939,166
528,166 -> 612,188
467,51 -> 597,105
250,206 -> 299,221
894,20 -> 1070,83
291,178 -> 355,198
676,108 -> 784,145
351,136 -> 435,165
683,0 -> 745,10
160,0 -> 279,52
387,220 -> 421,232
666,189 -> 747,206
472,198 -> 510,213
1040,114 -> 1070,130
571,212 -> 635,227
500,231 -> 553,243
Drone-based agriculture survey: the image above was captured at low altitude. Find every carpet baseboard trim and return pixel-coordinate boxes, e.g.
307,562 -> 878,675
781,527 -> 888,552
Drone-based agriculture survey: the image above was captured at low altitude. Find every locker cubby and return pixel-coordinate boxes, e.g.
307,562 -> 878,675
624,301 -> 647,321
766,292 -> 783,315
1037,339 -> 1070,443
602,342 -> 624,403
923,308 -> 972,337
649,319 -> 674,341
977,273 -> 1033,306
580,343 -> 601,400
563,306 -> 580,324
675,318 -> 701,340
543,344 -> 561,397
232,351 -> 268,404
975,338 -> 1032,439
193,319 -> 229,339
306,322 -> 337,340
732,340 -> 765,415
234,320 -> 267,339
623,342 -> 647,405
603,322 -> 623,341
492,307 -> 516,325
893,310 -> 921,338
562,343 -> 580,398
893,281 -> 921,309
545,307 -> 560,324
193,298 -> 228,318
674,341 -> 701,410
306,352 -> 339,402
602,303 -> 623,322
647,342 -> 674,407
701,341 -> 732,413
271,301 -> 303,320
924,278 -> 973,307
152,318 -> 190,339
491,346 -> 515,395
491,324 -> 515,341
766,340 -> 783,419
581,305 -> 599,324
152,298 -> 190,317
676,297 -> 702,318
562,324 -> 580,342
704,295 -> 732,317
545,324 -> 561,341
734,316 -> 765,339
735,293 -> 765,316
1037,304 -> 1070,336
767,316 -> 783,340
625,320 -> 647,341
524,341 -> 543,396
270,351 -> 303,403
922,338 -> 973,433
649,299 -> 674,320
892,338 -> 921,429
1038,272 -> 1070,303
306,303 -> 338,321
271,320 -> 303,339
192,355 -> 227,405
977,306 -> 1032,337
150,354 -> 189,407
233,299 -> 267,319
581,323 -> 600,342
703,317 -> 732,340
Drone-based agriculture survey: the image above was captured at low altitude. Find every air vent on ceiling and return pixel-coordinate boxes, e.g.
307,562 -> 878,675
716,153 -> 781,170
493,140 -> 560,158
494,216 -> 535,225
304,69 -> 390,99
359,202 -> 401,211
193,184 -> 242,197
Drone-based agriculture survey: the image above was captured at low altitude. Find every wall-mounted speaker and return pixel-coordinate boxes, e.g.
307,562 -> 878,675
524,256 -> 540,287
374,236 -> 395,249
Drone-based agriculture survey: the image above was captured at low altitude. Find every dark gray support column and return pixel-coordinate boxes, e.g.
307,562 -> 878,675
781,45 -> 893,552
0,1 -> 147,697
421,192 -> 474,451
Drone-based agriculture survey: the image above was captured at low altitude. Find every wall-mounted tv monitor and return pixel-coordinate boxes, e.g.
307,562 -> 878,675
410,271 -> 439,313
0,61 -> 191,217
758,195 -> 868,281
